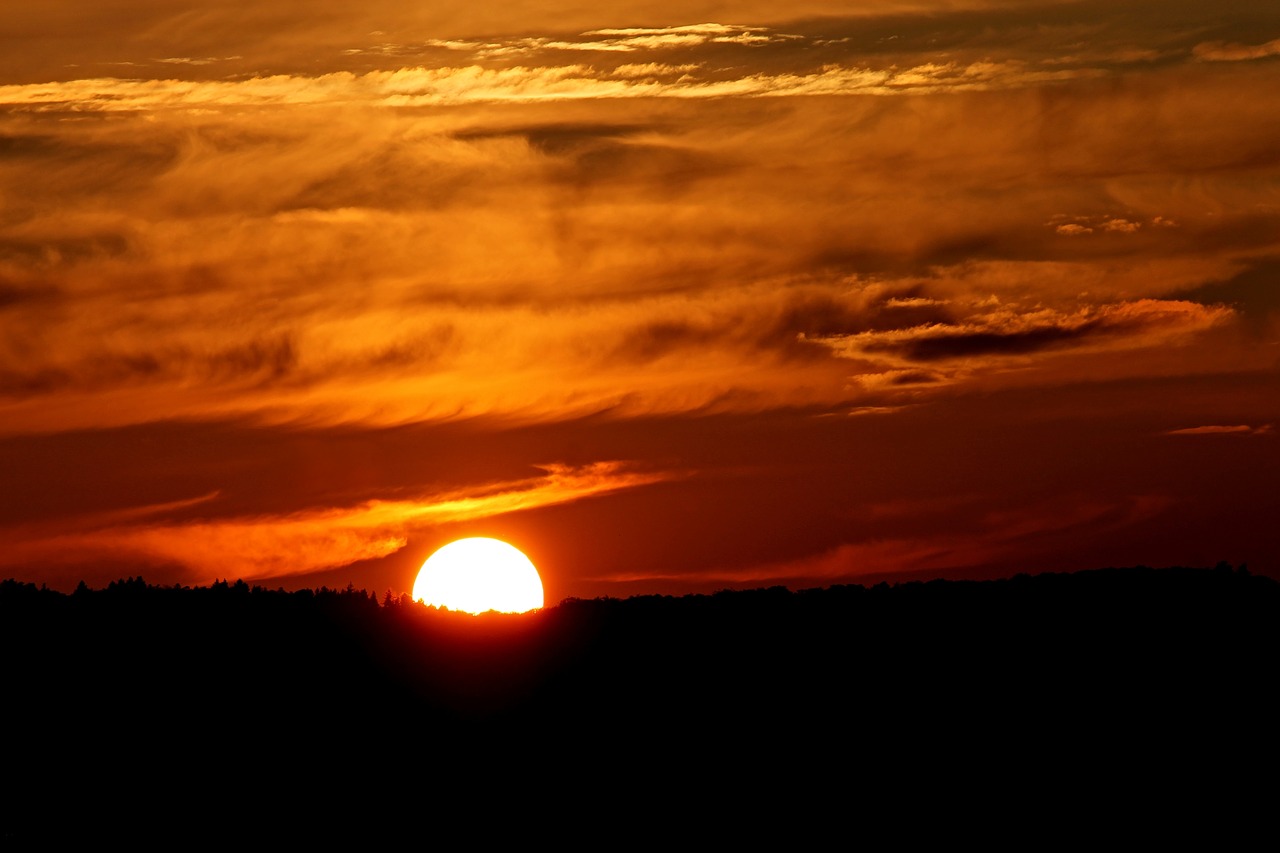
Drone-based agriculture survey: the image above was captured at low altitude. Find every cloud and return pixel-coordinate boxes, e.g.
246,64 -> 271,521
848,368 -> 952,392
0,461 -> 670,584
586,25 -> 751,37
883,296 -> 947,308
447,26 -> 736,59
1051,215 -> 1157,236
553,35 -> 708,52
815,300 -> 1232,365
1163,424 -> 1273,436
1193,38 -> 1280,62
420,40 -> 486,52
155,56 -> 240,66
0,59 -> 1107,114
0,335 -> 299,399
2,6 -> 1277,439
610,63 -> 701,78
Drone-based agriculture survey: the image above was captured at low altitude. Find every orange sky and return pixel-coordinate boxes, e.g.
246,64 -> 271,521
2,1 -> 1277,600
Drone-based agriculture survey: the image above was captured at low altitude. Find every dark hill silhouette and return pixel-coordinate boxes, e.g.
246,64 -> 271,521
3,564 -> 1276,840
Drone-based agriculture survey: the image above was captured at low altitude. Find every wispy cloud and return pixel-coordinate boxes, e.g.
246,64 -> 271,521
586,24 -> 756,37
1163,424 -> 1273,436
1193,38 -> 1280,62
155,56 -> 241,66
814,300 -> 1232,366
0,462 -> 671,583
0,59 -> 1104,113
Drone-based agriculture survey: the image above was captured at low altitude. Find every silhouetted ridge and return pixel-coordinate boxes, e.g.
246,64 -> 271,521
4,564 -> 1276,836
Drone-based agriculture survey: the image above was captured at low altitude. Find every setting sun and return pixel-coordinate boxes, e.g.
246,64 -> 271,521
412,538 -> 544,614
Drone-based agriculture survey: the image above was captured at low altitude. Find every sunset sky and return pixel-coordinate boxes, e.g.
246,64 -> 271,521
2,0 -> 1277,601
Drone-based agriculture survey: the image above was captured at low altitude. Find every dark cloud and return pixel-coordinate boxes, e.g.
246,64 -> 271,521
1193,38 -> 1280,62
0,127 -> 177,180
0,353 -> 169,397
453,121 -> 659,154
281,145 -> 478,214
363,326 -> 460,370
0,335 -> 299,399
771,292 -> 877,338
0,133 -> 61,158
772,289 -> 958,342
0,280 -> 58,308
556,140 -> 731,194
866,321 -> 1104,362
604,287 -> 958,365
0,233 -> 130,267
615,320 -> 717,363
204,336 -> 298,386
887,369 -> 945,386
853,298 -> 1229,364
1175,257 -> 1280,327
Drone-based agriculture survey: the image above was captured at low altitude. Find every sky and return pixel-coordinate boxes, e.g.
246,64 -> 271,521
2,0 -> 1277,601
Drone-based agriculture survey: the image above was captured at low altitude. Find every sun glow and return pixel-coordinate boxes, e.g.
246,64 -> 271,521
412,538 -> 544,614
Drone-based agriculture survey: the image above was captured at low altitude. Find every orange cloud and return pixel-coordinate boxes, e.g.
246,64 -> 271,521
1163,424 -> 1273,436
0,462 -> 670,584
2,8 -> 1276,438
0,57 -> 1111,114
1193,39 -> 1280,62
816,299 -> 1233,367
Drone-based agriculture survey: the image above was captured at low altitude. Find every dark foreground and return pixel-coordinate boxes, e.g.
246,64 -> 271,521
3,564 -> 1276,840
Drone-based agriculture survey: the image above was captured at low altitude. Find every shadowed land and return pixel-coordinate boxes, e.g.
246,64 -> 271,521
4,564 -> 1276,837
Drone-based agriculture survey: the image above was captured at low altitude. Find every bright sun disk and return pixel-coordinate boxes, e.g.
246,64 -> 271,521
412,537 -> 544,614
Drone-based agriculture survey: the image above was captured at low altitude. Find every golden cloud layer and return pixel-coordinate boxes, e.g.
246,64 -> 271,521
2,3 -> 1278,593
0,60 -> 1108,113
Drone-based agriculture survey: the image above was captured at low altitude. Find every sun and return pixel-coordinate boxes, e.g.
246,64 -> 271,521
412,538 -> 544,614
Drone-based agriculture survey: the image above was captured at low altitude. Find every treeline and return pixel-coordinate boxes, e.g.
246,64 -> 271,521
6,562 -> 1275,733
4,563 -> 1277,834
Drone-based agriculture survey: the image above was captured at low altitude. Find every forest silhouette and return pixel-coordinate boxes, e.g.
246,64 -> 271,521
4,564 -> 1276,839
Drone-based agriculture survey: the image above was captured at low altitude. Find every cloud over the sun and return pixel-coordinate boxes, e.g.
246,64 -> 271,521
0,462 -> 669,584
